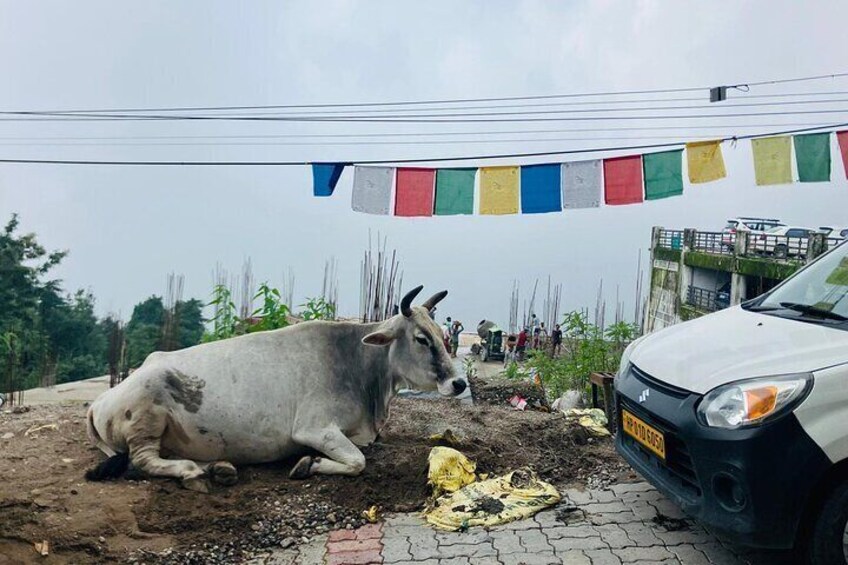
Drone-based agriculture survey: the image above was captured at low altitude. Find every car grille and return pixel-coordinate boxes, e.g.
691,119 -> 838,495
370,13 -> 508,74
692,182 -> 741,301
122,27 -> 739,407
619,396 -> 702,500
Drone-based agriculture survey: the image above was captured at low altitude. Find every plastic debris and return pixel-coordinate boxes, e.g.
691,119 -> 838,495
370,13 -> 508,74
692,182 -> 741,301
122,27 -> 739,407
425,469 -> 561,531
508,395 -> 527,411
562,408 -> 610,436
361,505 -> 381,523
427,447 -> 477,497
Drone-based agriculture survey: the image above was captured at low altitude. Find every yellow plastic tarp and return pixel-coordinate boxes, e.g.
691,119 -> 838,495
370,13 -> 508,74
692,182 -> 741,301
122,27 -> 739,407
562,408 -> 611,436
425,469 -> 561,531
427,446 -> 477,497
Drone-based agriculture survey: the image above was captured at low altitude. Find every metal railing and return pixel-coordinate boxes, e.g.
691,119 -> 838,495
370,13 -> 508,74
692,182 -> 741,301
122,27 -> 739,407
692,231 -> 733,256
687,286 -> 727,313
827,237 -> 845,251
747,233 -> 807,260
657,229 -> 684,250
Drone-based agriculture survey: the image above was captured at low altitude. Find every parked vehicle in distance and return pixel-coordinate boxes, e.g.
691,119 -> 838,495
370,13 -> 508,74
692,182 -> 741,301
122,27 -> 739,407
721,217 -> 785,250
749,226 -> 815,258
820,226 -> 848,240
615,241 -> 848,562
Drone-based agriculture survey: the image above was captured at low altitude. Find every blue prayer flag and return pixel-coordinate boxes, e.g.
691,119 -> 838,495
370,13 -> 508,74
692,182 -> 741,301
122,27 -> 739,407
312,163 -> 346,197
520,164 -> 562,214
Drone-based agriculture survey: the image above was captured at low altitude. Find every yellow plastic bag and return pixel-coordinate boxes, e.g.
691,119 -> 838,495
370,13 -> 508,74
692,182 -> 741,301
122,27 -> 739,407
425,469 -> 560,531
563,408 -> 611,436
427,447 -> 477,497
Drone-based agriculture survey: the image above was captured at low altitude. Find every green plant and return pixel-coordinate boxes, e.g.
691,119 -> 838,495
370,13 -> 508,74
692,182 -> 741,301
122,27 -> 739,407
462,357 -> 477,379
204,284 -> 238,342
248,283 -> 291,333
301,297 -> 336,321
524,349 -> 579,397
504,360 -> 520,380
553,310 -> 639,397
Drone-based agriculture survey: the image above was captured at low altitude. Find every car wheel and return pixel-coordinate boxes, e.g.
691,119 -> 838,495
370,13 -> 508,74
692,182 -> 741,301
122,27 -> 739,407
805,479 -> 848,565
775,244 -> 788,258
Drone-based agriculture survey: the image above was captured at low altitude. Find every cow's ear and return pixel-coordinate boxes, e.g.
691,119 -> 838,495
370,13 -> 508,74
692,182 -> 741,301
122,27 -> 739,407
362,330 -> 396,346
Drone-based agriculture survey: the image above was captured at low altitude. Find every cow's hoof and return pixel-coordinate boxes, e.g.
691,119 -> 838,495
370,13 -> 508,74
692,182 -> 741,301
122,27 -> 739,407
289,456 -> 314,480
209,461 -> 238,487
182,476 -> 210,493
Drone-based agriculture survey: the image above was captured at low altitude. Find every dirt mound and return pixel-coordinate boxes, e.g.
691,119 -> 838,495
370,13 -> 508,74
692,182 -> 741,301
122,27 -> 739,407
0,398 -> 622,564
467,374 -> 550,410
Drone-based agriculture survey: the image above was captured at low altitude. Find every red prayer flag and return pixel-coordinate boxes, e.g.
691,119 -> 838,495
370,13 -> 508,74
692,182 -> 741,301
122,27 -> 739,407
838,131 -> 848,179
603,155 -> 644,205
395,168 -> 436,217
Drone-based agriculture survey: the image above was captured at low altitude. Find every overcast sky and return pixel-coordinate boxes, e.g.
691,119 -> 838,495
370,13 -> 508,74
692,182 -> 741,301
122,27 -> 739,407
2,0 -> 848,329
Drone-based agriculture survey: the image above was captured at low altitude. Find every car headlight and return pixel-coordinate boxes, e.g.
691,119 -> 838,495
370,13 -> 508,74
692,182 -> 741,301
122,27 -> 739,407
696,374 -> 813,429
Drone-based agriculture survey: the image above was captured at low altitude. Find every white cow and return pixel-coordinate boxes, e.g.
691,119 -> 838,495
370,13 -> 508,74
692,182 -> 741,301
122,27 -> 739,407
86,286 -> 463,492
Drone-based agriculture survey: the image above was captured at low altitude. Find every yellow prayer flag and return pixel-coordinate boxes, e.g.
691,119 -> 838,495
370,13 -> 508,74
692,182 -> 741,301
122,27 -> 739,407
479,166 -> 519,215
686,140 -> 726,184
752,136 -> 792,186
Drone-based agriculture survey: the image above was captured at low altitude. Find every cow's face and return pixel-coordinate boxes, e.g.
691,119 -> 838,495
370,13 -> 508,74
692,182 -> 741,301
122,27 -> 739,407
362,287 -> 465,397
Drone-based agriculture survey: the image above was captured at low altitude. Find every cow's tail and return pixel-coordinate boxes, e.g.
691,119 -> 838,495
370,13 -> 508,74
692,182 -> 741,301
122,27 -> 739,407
85,407 -> 129,481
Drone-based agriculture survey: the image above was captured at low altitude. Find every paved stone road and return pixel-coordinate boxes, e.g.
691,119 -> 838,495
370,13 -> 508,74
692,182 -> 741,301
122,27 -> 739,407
248,482 -> 798,565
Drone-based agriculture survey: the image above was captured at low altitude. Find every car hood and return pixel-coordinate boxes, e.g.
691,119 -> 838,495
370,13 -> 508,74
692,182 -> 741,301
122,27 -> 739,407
629,306 -> 848,394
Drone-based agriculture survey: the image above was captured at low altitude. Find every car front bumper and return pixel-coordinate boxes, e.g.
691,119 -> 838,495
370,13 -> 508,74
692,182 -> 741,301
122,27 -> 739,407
614,365 -> 831,549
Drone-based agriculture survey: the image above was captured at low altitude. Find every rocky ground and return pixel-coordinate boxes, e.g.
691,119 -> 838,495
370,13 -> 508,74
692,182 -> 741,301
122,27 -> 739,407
0,380 -> 628,564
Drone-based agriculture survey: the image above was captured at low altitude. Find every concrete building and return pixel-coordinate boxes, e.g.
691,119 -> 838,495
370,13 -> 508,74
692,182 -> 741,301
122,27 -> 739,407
644,226 -> 839,333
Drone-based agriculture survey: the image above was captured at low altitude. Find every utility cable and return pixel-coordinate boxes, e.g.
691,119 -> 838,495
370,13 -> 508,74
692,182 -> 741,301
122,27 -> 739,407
4,71 -> 847,114
0,122 -> 844,166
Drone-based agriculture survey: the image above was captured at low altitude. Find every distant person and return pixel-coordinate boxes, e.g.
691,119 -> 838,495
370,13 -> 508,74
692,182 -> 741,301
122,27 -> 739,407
450,320 -> 464,358
551,324 -> 563,356
443,317 -> 452,352
504,333 -> 518,366
536,322 -> 548,349
428,306 -> 436,320
516,327 -> 528,361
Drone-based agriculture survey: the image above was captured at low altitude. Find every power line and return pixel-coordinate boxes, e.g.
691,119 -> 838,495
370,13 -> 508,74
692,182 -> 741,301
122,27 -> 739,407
8,94 -> 847,119
5,71 -> 847,114
0,122 -> 834,141
2,108 -> 846,123
0,122 -> 843,166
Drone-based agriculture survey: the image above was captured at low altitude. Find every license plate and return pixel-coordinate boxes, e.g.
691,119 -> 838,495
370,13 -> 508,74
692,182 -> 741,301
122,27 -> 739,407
622,409 -> 666,460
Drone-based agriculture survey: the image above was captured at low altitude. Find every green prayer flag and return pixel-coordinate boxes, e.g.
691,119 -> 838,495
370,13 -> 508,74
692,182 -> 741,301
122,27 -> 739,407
435,169 -> 476,215
794,133 -> 831,182
643,149 -> 683,200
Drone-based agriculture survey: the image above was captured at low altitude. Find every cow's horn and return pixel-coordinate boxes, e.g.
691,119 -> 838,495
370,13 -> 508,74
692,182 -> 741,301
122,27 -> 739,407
422,290 -> 448,312
400,285 -> 424,317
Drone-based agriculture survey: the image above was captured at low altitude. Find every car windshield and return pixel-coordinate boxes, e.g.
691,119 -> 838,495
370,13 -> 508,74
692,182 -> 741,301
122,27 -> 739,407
752,243 -> 848,325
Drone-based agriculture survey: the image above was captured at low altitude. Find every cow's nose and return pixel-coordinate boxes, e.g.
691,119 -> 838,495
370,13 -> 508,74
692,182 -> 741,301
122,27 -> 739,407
452,379 -> 467,395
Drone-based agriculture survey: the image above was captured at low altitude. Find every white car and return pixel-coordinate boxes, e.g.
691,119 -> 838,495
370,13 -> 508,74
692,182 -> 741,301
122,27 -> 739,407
749,226 -> 815,258
615,240 -> 848,561
721,217 -> 785,249
820,226 -> 848,240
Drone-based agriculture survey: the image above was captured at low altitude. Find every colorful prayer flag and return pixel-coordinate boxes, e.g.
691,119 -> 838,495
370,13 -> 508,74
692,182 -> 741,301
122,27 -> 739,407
603,155 -> 643,205
793,133 -> 831,182
434,169 -> 475,215
686,140 -> 726,184
352,166 -> 394,215
837,131 -> 848,179
520,164 -> 561,214
643,150 -> 683,200
479,166 -> 519,215
561,160 -> 601,209
395,168 -> 435,217
311,163 -> 346,197
752,136 -> 792,185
